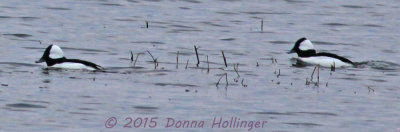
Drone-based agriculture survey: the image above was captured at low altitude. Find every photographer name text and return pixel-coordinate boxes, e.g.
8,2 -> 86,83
105,116 -> 267,131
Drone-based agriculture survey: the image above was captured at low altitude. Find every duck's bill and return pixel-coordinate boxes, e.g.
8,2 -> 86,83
35,58 -> 45,63
287,50 -> 295,54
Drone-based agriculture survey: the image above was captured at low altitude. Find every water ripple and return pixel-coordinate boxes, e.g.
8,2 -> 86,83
6,103 -> 46,108
241,11 -> 290,15
0,16 -> 13,19
356,61 -> 400,70
61,47 -> 108,52
44,7 -> 71,10
153,82 -> 198,87
2,33 -> 33,38
215,11 -> 238,15
341,5 -> 369,9
126,0 -> 139,3
293,112 -> 338,116
133,106 -> 158,114
270,41 -> 291,45
114,18 -> 137,22
131,41 -> 165,45
313,41 -> 336,45
0,62 -> 39,67
133,106 -> 158,110
284,122 -> 322,126
361,24 -> 384,27
180,0 -> 201,3
249,112 -> 296,116
322,23 -> 350,26
220,38 -> 235,41
100,3 -> 123,6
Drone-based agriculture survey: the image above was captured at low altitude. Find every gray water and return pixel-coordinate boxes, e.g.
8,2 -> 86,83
1,0 -> 400,132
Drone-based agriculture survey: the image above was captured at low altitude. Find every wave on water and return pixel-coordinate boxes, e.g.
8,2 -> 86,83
289,58 -> 400,71
354,61 -> 400,70
0,62 -> 39,67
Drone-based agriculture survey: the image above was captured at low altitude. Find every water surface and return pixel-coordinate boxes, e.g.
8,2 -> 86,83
0,0 -> 400,131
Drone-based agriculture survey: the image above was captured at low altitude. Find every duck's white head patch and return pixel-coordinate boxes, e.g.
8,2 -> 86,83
49,45 -> 64,59
299,39 -> 315,51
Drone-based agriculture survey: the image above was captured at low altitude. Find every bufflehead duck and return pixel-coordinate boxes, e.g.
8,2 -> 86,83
35,45 -> 103,70
287,37 -> 354,68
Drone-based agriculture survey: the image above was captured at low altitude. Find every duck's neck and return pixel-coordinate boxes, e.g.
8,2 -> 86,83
46,57 -> 67,66
297,50 -> 317,57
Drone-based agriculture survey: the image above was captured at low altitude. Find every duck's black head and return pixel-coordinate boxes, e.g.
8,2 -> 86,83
287,37 -> 317,57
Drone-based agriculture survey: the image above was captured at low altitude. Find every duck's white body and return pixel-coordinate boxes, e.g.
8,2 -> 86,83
51,62 -> 97,70
299,56 -> 352,68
